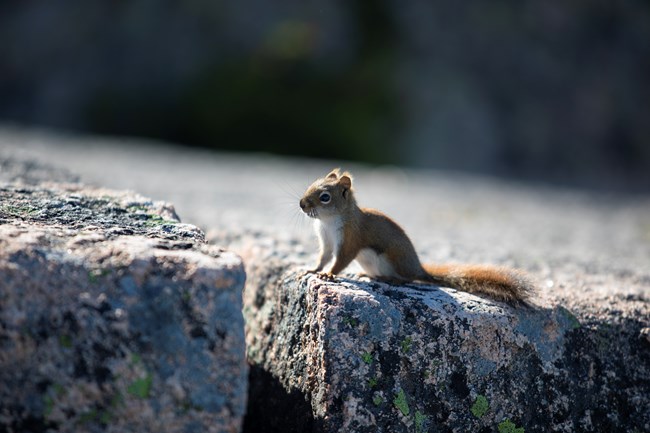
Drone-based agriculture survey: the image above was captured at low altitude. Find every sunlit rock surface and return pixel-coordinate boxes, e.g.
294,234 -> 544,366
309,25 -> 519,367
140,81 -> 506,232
0,182 -> 247,433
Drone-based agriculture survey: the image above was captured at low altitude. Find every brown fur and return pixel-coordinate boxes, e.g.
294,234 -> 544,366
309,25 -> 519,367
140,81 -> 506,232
421,263 -> 532,304
300,169 -> 534,305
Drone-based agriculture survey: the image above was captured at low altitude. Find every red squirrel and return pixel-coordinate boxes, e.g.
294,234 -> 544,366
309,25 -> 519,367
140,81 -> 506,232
299,168 -> 533,304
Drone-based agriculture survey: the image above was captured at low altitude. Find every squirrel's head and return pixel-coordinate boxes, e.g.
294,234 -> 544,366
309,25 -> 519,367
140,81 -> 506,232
299,168 -> 355,219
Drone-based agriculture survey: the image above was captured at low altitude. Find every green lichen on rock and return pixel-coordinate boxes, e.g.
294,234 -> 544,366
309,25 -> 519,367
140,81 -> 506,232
373,395 -> 384,406
142,214 -> 177,227
0,203 -> 38,217
99,410 -> 112,424
43,395 -> 55,418
393,389 -> 409,416
342,315 -> 358,328
43,383 -> 66,418
471,394 -> 489,418
558,306 -> 581,329
126,204 -> 177,227
361,351 -> 373,365
76,408 -> 112,425
130,353 -> 142,366
498,418 -> 525,433
78,408 -> 99,424
400,336 -> 413,353
414,410 -> 427,433
180,399 -> 205,413
110,392 -> 124,409
127,374 -> 152,399
126,204 -> 148,213
58,334 -> 73,348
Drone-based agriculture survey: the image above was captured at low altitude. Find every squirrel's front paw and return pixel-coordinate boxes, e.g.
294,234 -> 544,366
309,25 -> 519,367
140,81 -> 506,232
316,272 -> 337,282
300,269 -> 337,282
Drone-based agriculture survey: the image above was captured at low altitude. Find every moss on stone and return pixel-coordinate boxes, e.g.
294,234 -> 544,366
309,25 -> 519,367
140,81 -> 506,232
127,374 -> 152,399
99,410 -> 112,424
130,353 -> 142,366
342,315 -> 358,328
471,394 -> 489,418
0,204 -> 38,217
43,383 -> 66,418
43,396 -> 55,418
126,204 -> 176,227
393,389 -> 409,416
498,418 -> 525,433
400,336 -> 412,353
361,351 -> 373,365
414,410 -> 427,433
58,334 -> 73,348
78,408 -> 98,424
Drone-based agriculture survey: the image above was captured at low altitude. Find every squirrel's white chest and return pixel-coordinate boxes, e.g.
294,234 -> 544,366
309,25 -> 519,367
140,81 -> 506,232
314,217 -> 396,277
315,217 -> 343,252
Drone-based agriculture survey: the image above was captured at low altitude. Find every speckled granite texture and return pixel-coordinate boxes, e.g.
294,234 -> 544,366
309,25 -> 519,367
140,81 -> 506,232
240,241 -> 649,433
0,182 -> 247,433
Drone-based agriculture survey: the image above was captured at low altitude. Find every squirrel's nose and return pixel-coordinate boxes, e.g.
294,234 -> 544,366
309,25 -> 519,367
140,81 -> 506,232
299,199 -> 306,210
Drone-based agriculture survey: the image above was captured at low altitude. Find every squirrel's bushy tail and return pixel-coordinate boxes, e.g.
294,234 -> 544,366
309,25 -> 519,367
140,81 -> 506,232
422,263 -> 533,304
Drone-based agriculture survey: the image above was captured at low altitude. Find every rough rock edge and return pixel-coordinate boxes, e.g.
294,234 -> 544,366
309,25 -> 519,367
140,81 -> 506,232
241,239 -> 650,433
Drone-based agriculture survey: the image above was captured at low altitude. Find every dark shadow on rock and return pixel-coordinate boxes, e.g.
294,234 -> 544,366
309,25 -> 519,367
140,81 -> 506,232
554,318 -> 650,431
243,364 -> 318,433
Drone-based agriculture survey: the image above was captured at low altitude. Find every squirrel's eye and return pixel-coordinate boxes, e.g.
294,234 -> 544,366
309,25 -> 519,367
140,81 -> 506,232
319,192 -> 331,203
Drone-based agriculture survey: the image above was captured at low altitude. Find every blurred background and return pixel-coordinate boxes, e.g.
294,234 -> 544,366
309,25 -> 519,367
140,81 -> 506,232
1,0 -> 649,191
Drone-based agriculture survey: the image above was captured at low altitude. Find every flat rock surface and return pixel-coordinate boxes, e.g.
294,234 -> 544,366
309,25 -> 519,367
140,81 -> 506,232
0,181 -> 247,433
2,125 -> 648,323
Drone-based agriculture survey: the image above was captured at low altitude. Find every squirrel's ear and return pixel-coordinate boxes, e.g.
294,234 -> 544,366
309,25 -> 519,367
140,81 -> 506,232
326,168 -> 340,180
339,175 -> 352,190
